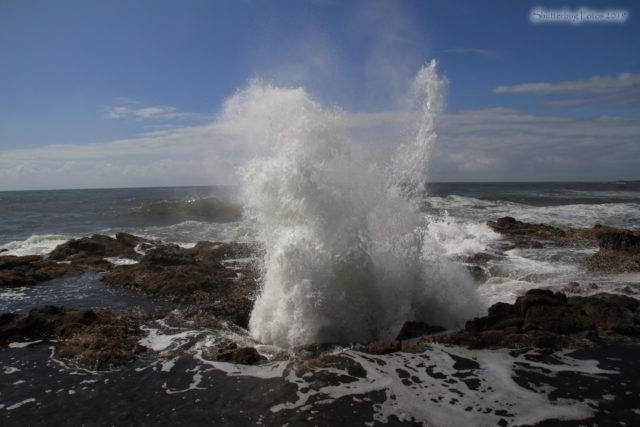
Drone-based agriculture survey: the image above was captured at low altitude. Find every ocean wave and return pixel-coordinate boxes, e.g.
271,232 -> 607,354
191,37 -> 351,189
128,220 -> 253,245
0,234 -> 73,256
126,197 -> 242,223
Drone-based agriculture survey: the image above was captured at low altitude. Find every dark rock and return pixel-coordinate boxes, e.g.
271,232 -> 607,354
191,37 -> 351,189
141,243 -> 196,266
115,232 -> 146,249
102,241 -> 259,329
0,305 -> 145,370
463,252 -> 498,265
586,229 -> 640,272
395,321 -> 446,341
362,339 -> 401,355
1,234 -> 159,287
228,347 -> 266,365
292,343 -> 337,360
49,234 -> 146,267
466,264 -> 490,282
429,290 -> 640,349
0,255 -> 85,288
487,217 -> 567,242
597,230 -> 640,253
586,251 -> 640,272
488,217 -> 638,252
204,341 -> 266,365
563,281 -> 582,293
488,217 -> 640,273
515,289 -> 567,315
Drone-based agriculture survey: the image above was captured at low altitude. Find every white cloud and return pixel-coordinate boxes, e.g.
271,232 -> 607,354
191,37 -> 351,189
494,73 -> 640,95
342,107 -> 640,181
103,105 -> 197,121
432,108 -> 640,181
2,98 -> 639,190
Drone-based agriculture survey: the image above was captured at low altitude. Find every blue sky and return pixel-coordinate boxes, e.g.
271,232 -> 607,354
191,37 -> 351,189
1,0 -> 639,190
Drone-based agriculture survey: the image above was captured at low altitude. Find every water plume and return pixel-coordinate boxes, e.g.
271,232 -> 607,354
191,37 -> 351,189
236,60 -> 483,347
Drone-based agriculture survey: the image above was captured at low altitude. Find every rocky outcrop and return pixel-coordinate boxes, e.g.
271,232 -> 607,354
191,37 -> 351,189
102,241 -> 260,329
0,255 -> 85,287
203,341 -> 267,364
0,305 -> 146,370
428,289 -> 640,350
361,339 -> 402,355
487,217 -> 640,272
487,216 -> 568,248
1,233 -> 152,288
395,321 -> 446,341
586,229 -> 640,272
486,217 -> 632,249
1,234 -> 261,329
48,232 -> 147,267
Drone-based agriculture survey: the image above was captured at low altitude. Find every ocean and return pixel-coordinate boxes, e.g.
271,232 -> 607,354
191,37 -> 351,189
2,181 -> 638,311
2,182 -> 639,426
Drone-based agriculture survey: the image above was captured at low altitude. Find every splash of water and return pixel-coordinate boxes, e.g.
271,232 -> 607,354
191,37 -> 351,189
236,60 -> 484,347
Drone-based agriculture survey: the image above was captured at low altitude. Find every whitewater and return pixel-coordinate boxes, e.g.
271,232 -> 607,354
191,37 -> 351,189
237,60 -> 483,346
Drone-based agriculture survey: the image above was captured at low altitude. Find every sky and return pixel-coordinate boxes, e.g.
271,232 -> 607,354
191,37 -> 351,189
1,0 -> 639,190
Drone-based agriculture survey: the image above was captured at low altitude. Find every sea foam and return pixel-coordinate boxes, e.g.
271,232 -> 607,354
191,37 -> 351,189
233,60 -> 484,346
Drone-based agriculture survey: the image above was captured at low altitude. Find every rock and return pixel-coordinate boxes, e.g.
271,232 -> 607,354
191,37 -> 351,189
466,264 -> 490,282
0,234 -> 157,288
141,243 -> 195,266
102,241 -> 259,329
48,233 -> 146,267
487,217 -> 640,273
292,343 -> 337,360
563,281 -> 582,293
362,339 -> 401,355
429,289 -> 640,349
395,321 -> 446,341
487,217 -> 637,250
597,230 -> 640,253
203,341 -> 266,365
0,305 -> 145,370
487,217 -> 567,244
0,254 -> 85,287
587,229 -> 640,272
463,252 -> 498,265
225,347 -> 266,365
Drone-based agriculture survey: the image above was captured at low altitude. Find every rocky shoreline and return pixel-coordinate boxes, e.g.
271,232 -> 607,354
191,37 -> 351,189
1,217 -> 640,370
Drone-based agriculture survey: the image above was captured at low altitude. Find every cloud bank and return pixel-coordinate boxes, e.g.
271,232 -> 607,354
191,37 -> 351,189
103,105 -> 198,121
494,73 -> 640,95
494,73 -> 640,108
2,98 -> 638,190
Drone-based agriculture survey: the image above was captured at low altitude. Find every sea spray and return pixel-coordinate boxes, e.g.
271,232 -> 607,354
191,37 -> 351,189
237,61 -> 484,347
391,60 -> 448,200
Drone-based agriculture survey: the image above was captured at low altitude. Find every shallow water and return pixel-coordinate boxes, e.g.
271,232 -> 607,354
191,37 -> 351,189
2,339 -> 639,426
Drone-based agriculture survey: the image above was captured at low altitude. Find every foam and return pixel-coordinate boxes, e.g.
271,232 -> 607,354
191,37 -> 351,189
423,212 -> 499,257
8,340 -> 43,348
263,345 -> 614,425
104,257 -> 139,266
0,234 -> 72,256
5,397 -> 37,411
138,325 -> 202,353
